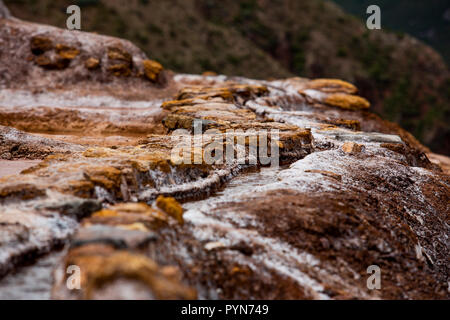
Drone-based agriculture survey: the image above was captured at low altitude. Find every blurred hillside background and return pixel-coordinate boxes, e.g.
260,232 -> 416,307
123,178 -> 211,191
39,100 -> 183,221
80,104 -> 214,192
4,0 -> 449,155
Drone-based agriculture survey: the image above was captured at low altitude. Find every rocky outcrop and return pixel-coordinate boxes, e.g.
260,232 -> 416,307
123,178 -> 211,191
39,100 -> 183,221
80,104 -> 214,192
0,13 -> 448,300
51,202 -> 196,300
0,17 -> 166,89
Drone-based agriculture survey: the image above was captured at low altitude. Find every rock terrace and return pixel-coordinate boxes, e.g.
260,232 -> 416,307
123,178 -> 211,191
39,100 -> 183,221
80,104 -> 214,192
0,8 -> 448,300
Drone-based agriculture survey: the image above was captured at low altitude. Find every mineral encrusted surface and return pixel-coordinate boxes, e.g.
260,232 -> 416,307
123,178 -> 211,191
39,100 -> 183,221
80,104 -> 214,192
0,6 -> 448,299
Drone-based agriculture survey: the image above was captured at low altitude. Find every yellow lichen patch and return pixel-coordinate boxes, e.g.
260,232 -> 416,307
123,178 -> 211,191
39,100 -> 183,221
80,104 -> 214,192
174,103 -> 257,120
328,119 -> 361,131
169,146 -> 209,167
116,222 -> 150,232
149,159 -> 172,173
92,209 -> 119,218
325,93 -> 370,110
107,63 -> 131,77
83,147 -> 115,158
128,152 -> 174,174
57,180 -> 95,198
176,86 -> 232,101
317,123 -> 338,130
161,98 -> 202,110
162,94 -> 238,110
0,183 -> 45,201
56,162 -> 85,173
175,84 -> 268,101
156,195 -> 184,224
163,114 -> 194,130
230,265 -> 253,276
83,213 -> 168,231
293,128 -> 313,140
306,79 -> 358,94
64,249 -> 196,300
202,71 -> 218,76
110,202 -> 161,216
107,46 -> 132,63
84,166 -> 122,190
142,59 -> 163,82
196,93 -> 235,102
130,159 -> 151,173
276,141 -> 284,149
55,44 -> 80,60
106,46 -> 132,76
85,57 -> 100,70
34,55 -> 69,70
34,55 -> 51,66
30,36 -> 53,54
342,142 -> 364,153
86,202 -> 169,230
278,129 -> 313,148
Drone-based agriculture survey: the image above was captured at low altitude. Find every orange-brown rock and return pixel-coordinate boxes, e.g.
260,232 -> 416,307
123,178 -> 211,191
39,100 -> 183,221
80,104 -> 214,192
30,36 -> 53,55
82,147 -> 115,158
55,44 -> 80,60
84,166 -> 122,190
341,141 -> 364,153
325,93 -> 370,110
107,46 -> 133,77
59,246 -> 196,300
176,84 -> 268,101
328,119 -> 361,131
143,59 -> 163,82
156,195 -> 184,224
161,98 -> 202,110
202,71 -> 218,76
305,79 -> 358,94
107,46 -> 132,63
107,63 -> 132,77
84,57 -> 100,70
58,180 -> 95,198
0,183 -> 45,201
34,54 -> 70,70
85,202 -> 169,230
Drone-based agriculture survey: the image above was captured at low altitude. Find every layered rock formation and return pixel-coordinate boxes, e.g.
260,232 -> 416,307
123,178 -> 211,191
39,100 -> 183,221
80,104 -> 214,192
0,6 -> 448,299
7,0 -> 449,155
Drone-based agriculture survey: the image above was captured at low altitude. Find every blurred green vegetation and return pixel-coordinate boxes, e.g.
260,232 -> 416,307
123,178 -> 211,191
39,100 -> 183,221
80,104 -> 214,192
332,0 -> 450,65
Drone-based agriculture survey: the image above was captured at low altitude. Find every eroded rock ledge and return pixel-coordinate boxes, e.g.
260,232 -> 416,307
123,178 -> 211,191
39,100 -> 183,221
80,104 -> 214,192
0,11 -> 448,300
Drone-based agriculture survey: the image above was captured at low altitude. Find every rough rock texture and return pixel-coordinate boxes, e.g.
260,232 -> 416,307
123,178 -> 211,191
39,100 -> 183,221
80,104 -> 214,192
52,203 -> 196,300
0,12 -> 448,300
